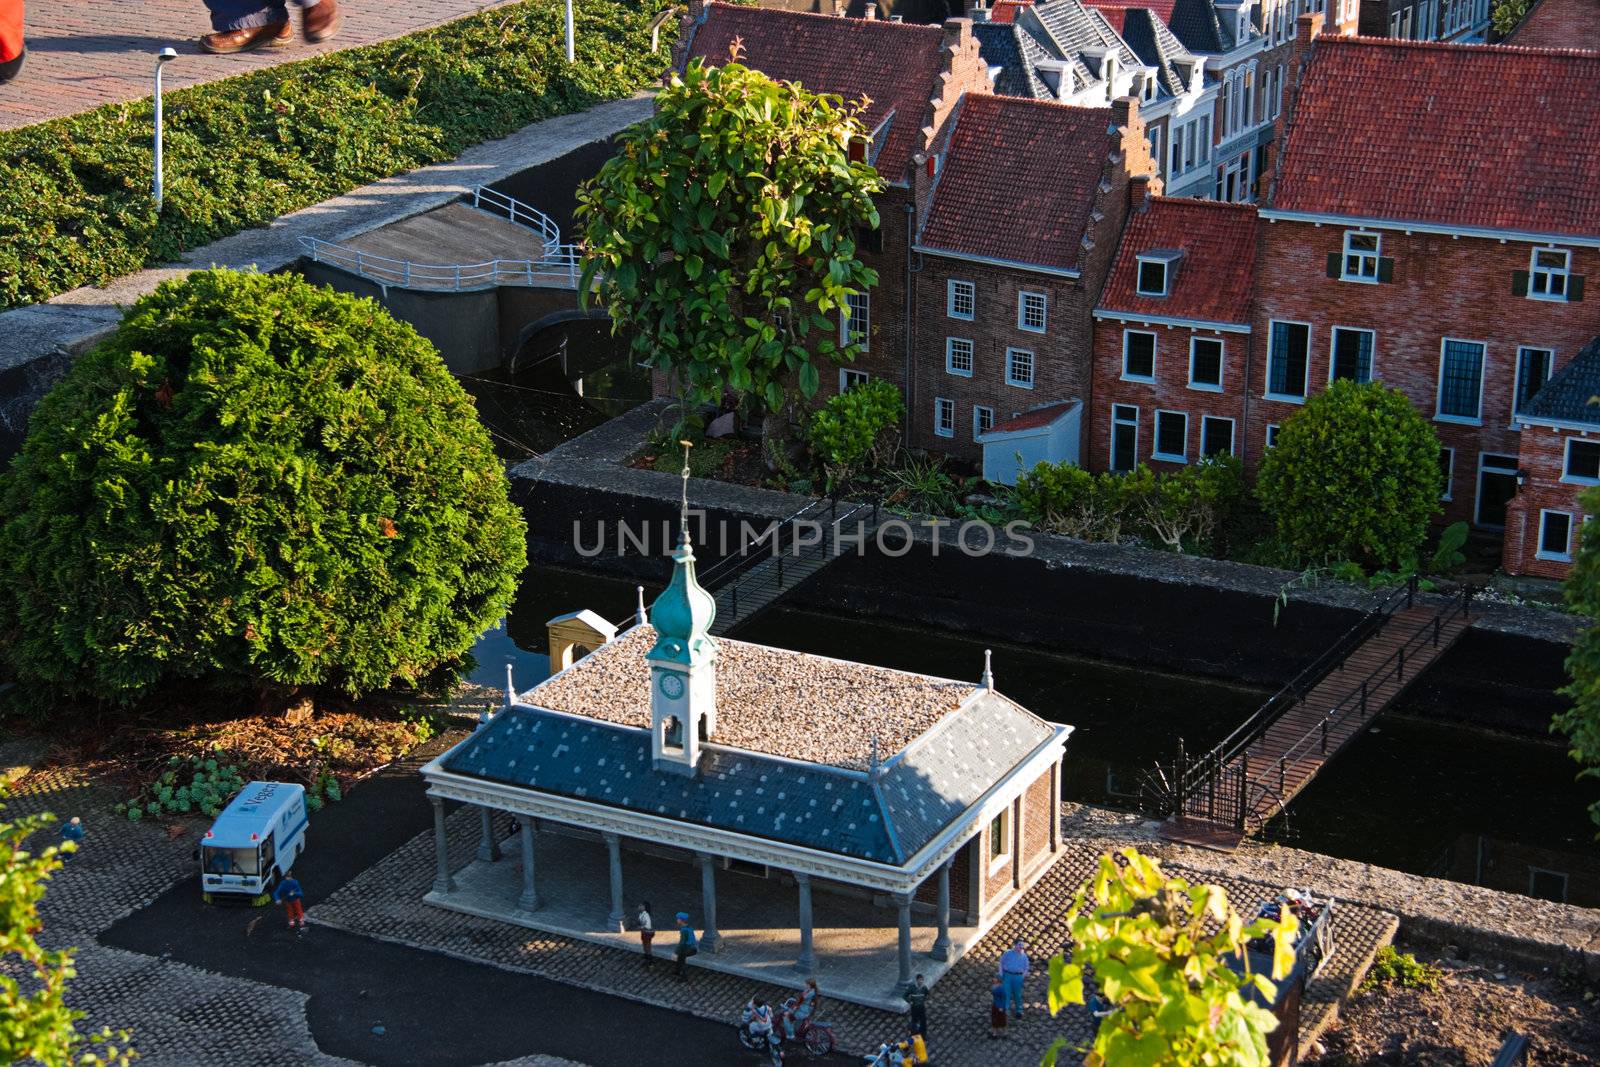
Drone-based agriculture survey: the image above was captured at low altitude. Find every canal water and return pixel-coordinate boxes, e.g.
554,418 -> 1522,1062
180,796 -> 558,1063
471,564 -> 1600,906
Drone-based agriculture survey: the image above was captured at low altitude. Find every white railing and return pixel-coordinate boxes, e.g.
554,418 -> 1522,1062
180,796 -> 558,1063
472,185 -> 563,259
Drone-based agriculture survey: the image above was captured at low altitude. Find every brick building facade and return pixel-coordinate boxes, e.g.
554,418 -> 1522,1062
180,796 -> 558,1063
1503,340 -> 1600,579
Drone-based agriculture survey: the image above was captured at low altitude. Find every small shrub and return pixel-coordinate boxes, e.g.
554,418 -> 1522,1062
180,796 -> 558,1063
1014,462 -> 1138,543
1360,945 -> 1445,994
883,454 -> 962,516
806,380 -> 904,490
123,755 -> 248,820
1257,381 -> 1443,570
1427,521 -> 1470,574
1015,456 -> 1244,553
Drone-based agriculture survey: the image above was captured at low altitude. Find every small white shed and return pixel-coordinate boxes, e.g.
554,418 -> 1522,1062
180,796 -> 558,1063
976,400 -> 1082,486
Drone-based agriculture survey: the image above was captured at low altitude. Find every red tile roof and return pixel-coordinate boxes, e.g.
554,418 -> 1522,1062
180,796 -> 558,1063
986,401 -> 1079,434
918,93 -> 1112,272
685,3 -> 947,181
1272,37 -> 1600,237
988,0 -> 1036,23
1083,0 -> 1178,34
1097,197 -> 1258,325
1507,0 -> 1600,50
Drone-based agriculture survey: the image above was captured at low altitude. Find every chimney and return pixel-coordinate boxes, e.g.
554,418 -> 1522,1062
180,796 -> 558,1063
943,16 -> 973,49
967,0 -> 990,20
1110,94 -> 1137,132
1294,10 -> 1324,52
1129,173 -> 1154,213
865,1 -> 878,18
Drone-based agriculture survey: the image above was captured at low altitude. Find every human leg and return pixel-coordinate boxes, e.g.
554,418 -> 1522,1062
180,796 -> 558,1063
1004,973 -> 1024,1016
298,0 -> 341,43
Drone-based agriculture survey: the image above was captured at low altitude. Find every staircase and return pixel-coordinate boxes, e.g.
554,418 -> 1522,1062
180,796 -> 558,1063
699,499 -> 878,636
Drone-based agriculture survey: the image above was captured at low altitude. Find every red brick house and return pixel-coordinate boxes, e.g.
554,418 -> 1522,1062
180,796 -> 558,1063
911,93 -> 1161,464
1253,25 -> 1600,543
676,2 -> 994,402
1089,195 -> 1258,473
1504,338 -> 1600,578
1505,0 -> 1600,48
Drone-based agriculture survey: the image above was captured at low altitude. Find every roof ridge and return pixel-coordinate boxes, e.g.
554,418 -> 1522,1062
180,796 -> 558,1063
703,0 -> 944,36
1322,33 -> 1600,58
1147,195 -> 1257,212
964,89 -> 1118,116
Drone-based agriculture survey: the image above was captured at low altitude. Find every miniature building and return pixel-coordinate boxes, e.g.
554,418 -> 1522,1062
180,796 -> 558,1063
1504,337 -> 1600,579
420,496 -> 1073,1002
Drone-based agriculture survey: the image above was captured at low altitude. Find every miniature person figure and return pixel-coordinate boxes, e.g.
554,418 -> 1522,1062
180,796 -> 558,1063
905,973 -> 929,1037
784,977 -> 819,1039
998,938 -> 1030,1018
58,816 -> 84,860
273,870 -> 305,930
672,911 -> 697,979
989,978 -> 1008,1039
637,901 -> 654,968
198,0 -> 340,55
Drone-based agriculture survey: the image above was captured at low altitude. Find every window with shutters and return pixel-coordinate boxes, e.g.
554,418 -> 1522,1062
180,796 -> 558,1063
1513,347 -> 1554,417
1436,339 -> 1485,423
1529,248 -> 1571,301
1153,410 -> 1188,462
1330,327 -> 1375,383
1341,231 -> 1380,282
1189,337 -> 1224,390
1267,321 -> 1310,400
1123,330 -> 1157,381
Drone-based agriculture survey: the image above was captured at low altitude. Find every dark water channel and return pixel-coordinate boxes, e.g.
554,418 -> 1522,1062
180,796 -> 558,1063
470,565 -> 1600,907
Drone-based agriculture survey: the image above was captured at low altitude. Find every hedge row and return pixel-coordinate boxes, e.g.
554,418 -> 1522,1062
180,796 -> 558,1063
0,0 -> 674,310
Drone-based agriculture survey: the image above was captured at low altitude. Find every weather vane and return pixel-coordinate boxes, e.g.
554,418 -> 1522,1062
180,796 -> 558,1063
679,439 -> 693,540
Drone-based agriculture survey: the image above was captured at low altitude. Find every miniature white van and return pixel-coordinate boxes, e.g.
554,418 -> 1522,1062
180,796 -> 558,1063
200,781 -> 308,904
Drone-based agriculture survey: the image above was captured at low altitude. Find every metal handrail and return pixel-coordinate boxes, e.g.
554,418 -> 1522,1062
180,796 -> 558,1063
472,185 -> 563,257
297,236 -> 583,292
1239,585 -> 1473,820
700,499 -> 832,589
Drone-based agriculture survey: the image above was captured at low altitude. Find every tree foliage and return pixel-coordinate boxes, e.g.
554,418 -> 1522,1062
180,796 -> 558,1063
1557,486 -> 1600,834
1045,849 -> 1298,1067
0,270 -> 526,706
1256,381 -> 1442,570
577,53 -> 883,418
1013,456 -> 1244,554
0,800 -> 134,1066
1491,0 -> 1530,37
806,380 -> 903,490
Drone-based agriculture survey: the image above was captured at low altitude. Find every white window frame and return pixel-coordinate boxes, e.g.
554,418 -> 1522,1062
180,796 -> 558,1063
1439,446 -> 1454,500
934,397 -> 956,438
1435,337 -> 1487,426
1123,329 -> 1157,383
973,405 -> 995,439
1265,423 -> 1280,449
1528,866 -> 1570,902
1111,404 -> 1139,472
841,291 -> 870,350
987,809 -> 1012,872
1265,319 -> 1312,403
947,279 -> 976,321
1189,336 -> 1225,392
1017,290 -> 1048,334
1006,347 -> 1036,389
1340,230 -> 1381,283
1512,346 -> 1555,419
1529,247 -> 1571,302
1200,415 -> 1236,457
1152,409 -> 1189,463
1563,437 -> 1600,485
1537,509 -> 1574,562
945,337 -> 975,378
1328,325 -> 1377,383
839,368 -> 869,393
1135,258 -> 1170,297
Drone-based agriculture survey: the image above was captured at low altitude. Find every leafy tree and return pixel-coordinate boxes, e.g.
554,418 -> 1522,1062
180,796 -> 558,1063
1491,0 -> 1530,37
1557,486 -> 1600,834
806,380 -> 903,490
0,269 -> 526,707
0,801 -> 134,1066
576,52 -> 883,432
1127,455 -> 1245,554
1012,457 -> 1243,552
1256,381 -> 1442,570
1045,849 -> 1298,1067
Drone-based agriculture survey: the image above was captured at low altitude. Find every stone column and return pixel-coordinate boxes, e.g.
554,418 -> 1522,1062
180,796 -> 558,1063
517,819 -> 539,911
697,853 -> 721,953
603,832 -> 626,932
431,797 -> 455,895
477,806 -> 502,862
795,871 -> 815,973
930,861 -> 952,961
894,891 -> 913,993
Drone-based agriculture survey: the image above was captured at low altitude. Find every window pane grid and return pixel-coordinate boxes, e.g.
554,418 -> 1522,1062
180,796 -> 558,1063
1007,348 -> 1035,387
946,338 -> 974,376
1438,340 -> 1483,419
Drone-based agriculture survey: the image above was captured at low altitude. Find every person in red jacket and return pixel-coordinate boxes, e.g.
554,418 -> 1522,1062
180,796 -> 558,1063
0,0 -> 23,85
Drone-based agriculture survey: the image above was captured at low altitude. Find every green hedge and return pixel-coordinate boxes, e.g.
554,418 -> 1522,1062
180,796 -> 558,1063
0,0 -> 673,311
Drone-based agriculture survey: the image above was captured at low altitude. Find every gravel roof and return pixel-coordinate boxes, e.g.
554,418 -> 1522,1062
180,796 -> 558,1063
525,625 -> 976,771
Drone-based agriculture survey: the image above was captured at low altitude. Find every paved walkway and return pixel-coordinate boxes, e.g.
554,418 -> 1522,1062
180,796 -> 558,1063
0,0 -> 518,131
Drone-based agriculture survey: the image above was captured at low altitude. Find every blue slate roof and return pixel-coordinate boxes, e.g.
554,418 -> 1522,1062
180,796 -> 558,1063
974,21 -> 1054,100
440,692 -> 1060,868
1521,337 -> 1600,426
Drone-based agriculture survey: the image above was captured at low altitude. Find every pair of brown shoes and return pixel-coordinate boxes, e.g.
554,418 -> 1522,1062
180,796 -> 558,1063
200,0 -> 341,55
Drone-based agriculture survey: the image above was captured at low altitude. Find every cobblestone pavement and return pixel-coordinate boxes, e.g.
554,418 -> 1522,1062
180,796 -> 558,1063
314,805 -> 1400,1065
1,0 -> 518,131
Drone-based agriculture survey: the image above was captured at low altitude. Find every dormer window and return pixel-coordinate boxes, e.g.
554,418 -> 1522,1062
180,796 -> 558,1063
1530,248 -> 1571,301
1136,250 -> 1183,296
1141,72 -> 1157,101
1341,231 -> 1381,282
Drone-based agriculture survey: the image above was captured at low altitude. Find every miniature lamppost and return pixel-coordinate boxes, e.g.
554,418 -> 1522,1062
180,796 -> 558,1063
564,0 -> 575,63
153,47 -> 178,213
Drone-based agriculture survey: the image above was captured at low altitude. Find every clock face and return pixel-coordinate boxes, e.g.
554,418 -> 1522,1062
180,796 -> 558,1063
657,672 -> 685,700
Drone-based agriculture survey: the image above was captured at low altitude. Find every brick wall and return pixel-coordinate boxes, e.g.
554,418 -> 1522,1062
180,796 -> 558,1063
1087,317 -> 1253,473
1022,767 -> 1053,863
1503,423 -> 1594,579
981,797 -> 1020,905
912,836 -> 973,915
1250,221 -> 1600,525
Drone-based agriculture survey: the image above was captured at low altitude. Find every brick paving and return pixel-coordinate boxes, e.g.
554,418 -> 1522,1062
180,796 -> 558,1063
0,0 -> 518,131
313,804 -> 1400,1065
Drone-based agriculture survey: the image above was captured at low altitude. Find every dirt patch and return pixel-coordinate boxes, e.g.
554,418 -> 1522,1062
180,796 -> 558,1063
1309,941 -> 1600,1065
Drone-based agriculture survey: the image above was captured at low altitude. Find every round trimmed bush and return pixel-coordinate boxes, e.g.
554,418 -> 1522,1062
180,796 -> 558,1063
0,269 -> 526,704
1256,380 -> 1442,569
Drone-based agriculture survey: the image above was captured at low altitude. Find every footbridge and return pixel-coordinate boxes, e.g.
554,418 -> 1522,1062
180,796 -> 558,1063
1148,578 -> 1476,849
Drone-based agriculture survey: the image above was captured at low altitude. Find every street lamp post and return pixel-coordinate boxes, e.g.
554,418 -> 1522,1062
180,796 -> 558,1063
153,47 -> 177,213
564,0 -> 575,63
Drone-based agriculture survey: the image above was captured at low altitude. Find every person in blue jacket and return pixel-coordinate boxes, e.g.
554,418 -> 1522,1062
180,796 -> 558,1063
58,816 -> 84,860
273,871 -> 305,930
672,912 -> 697,980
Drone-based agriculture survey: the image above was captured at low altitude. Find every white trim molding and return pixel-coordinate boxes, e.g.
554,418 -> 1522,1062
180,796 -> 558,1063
1093,309 -> 1251,335
1260,209 -> 1600,250
914,246 -> 1083,279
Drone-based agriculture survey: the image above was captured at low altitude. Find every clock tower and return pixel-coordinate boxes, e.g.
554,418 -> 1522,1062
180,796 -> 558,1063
647,444 -> 719,775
